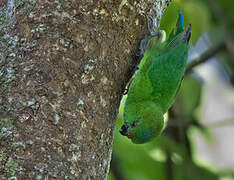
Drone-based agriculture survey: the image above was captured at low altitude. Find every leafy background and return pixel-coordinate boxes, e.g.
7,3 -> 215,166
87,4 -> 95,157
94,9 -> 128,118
108,0 -> 234,179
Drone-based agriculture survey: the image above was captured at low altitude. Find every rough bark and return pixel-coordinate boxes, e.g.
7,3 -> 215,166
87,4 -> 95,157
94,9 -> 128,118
0,0 -> 170,179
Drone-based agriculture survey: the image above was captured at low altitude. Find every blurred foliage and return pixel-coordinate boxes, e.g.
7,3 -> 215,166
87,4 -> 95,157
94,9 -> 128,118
213,0 -> 234,33
160,0 -> 211,43
176,75 -> 202,117
109,0 -> 234,179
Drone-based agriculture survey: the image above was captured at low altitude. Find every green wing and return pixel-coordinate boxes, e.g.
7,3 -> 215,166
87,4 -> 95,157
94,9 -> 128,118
147,43 -> 188,113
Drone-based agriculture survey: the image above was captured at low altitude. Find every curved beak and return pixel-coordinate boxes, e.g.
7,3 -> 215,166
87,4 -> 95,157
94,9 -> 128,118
120,124 -> 131,138
120,124 -> 128,136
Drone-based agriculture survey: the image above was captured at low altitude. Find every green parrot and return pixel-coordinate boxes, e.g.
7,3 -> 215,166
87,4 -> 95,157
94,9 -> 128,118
120,12 -> 191,144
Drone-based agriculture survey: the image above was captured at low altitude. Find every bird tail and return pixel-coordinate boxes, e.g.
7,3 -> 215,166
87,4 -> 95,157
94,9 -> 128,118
168,11 -> 185,42
162,24 -> 191,54
175,11 -> 191,43
183,24 -> 191,43
176,11 -> 184,34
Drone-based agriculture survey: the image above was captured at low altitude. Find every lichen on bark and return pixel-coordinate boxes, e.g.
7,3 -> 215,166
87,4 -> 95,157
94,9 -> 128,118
0,0 -> 171,179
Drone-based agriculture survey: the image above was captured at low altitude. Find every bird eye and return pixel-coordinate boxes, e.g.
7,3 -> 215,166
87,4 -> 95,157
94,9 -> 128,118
131,120 -> 139,128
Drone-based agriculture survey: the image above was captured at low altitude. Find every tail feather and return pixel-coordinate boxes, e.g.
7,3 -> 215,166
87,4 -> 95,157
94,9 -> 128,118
183,24 -> 191,43
162,24 -> 191,54
176,11 -> 184,34
167,11 -> 184,43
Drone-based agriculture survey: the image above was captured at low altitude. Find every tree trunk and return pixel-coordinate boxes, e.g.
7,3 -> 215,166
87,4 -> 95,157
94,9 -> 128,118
0,0 -> 170,179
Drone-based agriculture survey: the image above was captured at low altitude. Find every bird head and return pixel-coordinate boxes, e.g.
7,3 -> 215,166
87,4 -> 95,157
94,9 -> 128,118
120,102 -> 164,144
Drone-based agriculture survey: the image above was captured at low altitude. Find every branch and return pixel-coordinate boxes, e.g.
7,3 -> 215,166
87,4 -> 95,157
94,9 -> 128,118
185,41 -> 226,74
185,0 -> 234,74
